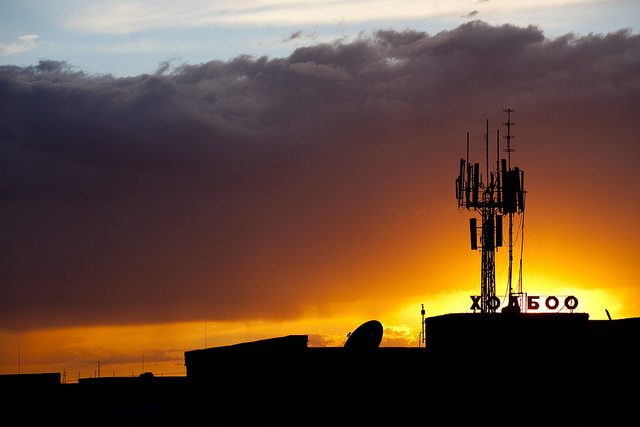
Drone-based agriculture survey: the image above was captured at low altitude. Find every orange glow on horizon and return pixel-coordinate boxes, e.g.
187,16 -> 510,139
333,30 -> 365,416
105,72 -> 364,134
3,141 -> 636,379
1,276 -> 635,380
4,204 -> 634,380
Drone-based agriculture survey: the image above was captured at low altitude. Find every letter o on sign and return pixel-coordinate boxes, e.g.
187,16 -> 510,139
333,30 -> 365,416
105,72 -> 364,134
565,296 -> 579,310
545,296 -> 559,310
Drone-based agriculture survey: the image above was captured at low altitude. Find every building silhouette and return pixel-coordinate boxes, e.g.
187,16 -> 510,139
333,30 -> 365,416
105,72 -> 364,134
1,316 -> 639,426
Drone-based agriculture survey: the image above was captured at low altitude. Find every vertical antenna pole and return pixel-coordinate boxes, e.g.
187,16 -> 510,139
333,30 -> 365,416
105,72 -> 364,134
496,129 -> 500,169
503,108 -> 515,168
497,129 -> 501,212
466,132 -> 470,170
502,108 -> 517,310
486,119 -> 489,183
421,304 -> 426,348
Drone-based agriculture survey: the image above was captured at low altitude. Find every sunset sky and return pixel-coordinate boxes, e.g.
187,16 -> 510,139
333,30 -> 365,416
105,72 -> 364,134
1,1 -> 639,379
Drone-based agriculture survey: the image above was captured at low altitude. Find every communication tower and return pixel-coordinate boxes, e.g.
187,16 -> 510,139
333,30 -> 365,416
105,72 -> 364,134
455,109 -> 525,313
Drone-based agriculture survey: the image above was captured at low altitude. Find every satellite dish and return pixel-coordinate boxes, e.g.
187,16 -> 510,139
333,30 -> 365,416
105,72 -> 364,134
344,320 -> 383,350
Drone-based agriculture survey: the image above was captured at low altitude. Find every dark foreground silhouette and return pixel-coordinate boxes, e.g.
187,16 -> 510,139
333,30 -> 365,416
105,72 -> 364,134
2,314 -> 638,426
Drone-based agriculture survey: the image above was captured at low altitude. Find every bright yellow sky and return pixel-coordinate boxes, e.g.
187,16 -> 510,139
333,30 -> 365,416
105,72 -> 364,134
1,274 -> 631,380
2,188 -> 637,379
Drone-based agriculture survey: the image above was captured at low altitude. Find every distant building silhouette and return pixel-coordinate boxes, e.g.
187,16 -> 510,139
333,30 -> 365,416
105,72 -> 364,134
1,317 -> 639,425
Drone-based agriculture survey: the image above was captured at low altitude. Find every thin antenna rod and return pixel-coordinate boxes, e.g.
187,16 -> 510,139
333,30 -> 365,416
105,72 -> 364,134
496,129 -> 500,172
503,108 -> 515,168
466,132 -> 470,166
421,304 -> 426,348
486,119 -> 489,183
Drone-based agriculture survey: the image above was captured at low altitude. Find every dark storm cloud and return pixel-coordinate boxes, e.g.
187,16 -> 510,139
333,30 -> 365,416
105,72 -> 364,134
1,21 -> 639,330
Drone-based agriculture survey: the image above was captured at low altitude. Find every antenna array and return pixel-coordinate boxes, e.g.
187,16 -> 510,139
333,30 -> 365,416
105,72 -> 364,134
455,110 -> 525,313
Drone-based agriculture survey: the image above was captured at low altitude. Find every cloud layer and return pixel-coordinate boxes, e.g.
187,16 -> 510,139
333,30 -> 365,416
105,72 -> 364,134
1,21 -> 639,331
61,0 -> 612,34
0,35 -> 39,56
60,0 -> 508,33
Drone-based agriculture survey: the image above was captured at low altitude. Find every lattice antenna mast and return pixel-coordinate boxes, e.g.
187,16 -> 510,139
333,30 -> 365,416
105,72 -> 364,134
455,110 -> 525,313
504,108 -> 515,168
502,108 -> 524,303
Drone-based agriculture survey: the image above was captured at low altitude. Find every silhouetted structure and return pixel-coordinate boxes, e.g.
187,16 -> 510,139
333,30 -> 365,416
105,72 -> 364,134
1,317 -> 639,426
425,312 -> 590,351
456,110 -> 525,313
344,319 -> 384,349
